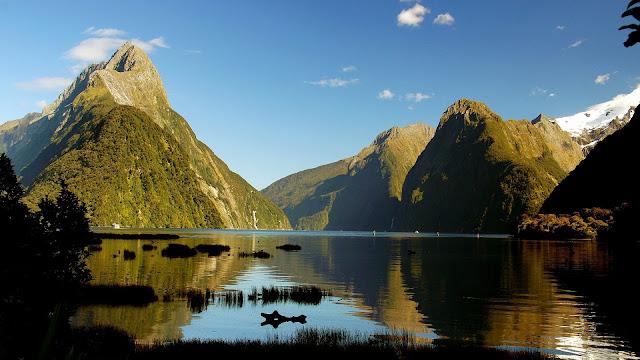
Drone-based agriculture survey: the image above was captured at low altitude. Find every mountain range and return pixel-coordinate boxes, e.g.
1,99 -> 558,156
0,42 -> 290,229
264,89 -> 638,234
2,41 -> 637,233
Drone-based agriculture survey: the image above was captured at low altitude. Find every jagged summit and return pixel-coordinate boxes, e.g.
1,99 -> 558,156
531,113 -> 552,125
89,42 -> 170,124
105,42 -> 152,72
438,99 -> 500,130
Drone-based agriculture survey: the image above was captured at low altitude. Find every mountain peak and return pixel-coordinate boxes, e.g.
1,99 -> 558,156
106,42 -> 153,73
532,113 -> 553,125
89,41 -> 170,123
438,99 -> 499,130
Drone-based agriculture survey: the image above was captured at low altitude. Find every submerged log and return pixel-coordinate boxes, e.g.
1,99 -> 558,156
260,310 -> 307,328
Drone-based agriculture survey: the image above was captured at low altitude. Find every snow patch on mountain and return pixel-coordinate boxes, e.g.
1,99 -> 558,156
554,84 -> 640,136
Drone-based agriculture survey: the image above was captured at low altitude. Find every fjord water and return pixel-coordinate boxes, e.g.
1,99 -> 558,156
71,229 -> 638,358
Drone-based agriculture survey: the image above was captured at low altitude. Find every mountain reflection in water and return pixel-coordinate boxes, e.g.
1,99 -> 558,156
70,229 -> 639,358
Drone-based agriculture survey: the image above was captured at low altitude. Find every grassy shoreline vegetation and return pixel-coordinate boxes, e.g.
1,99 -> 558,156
50,326 -> 555,360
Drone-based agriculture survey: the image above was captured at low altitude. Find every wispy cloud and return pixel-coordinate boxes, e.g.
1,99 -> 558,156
530,86 -> 551,96
377,89 -> 395,99
305,78 -> 359,87
342,65 -> 357,72
185,49 -> 203,55
15,77 -> 73,91
595,73 -> 611,84
84,27 -> 127,37
398,4 -> 430,27
35,100 -> 47,108
405,92 -> 431,102
433,13 -> 455,26
556,25 -> 565,30
569,39 -> 585,48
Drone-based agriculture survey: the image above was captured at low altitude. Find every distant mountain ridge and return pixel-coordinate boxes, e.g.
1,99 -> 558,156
262,123 -> 435,230
544,85 -> 639,154
0,42 -> 290,229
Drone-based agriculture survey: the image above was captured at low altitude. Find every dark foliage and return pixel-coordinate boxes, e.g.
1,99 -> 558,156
75,284 -> 158,306
0,153 -> 94,359
540,103 -> 639,241
620,0 -> 640,47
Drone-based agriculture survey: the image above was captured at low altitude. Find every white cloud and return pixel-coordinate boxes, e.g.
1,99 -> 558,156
64,37 -> 127,62
398,4 -> 430,27
131,37 -> 170,52
433,13 -> 455,26
305,78 -> 359,87
595,74 -> 611,84
342,65 -> 357,72
84,27 -> 127,37
408,106 -> 415,110
15,77 -> 73,90
64,29 -> 170,62
549,93 -> 556,97
377,89 -> 395,99
569,39 -> 584,48
36,100 -> 47,108
406,92 -> 431,102
556,25 -> 565,30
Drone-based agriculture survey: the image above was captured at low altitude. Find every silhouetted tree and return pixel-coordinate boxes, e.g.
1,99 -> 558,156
36,180 -> 93,288
0,153 -> 93,359
620,0 -> 640,47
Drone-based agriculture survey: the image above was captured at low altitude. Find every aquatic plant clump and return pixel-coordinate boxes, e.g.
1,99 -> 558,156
276,244 -> 302,251
123,249 -> 136,260
248,286 -> 331,305
195,244 -> 231,256
239,250 -> 271,259
175,288 -> 211,313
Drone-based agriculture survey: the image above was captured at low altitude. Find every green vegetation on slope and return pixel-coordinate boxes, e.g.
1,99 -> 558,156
24,86 -> 224,228
402,100 -> 569,234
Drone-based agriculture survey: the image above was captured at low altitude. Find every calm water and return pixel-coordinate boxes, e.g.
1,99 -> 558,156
71,229 -> 640,359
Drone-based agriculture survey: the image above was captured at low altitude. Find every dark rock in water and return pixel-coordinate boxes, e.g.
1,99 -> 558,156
161,243 -> 197,258
142,244 -> 157,251
276,244 -> 301,251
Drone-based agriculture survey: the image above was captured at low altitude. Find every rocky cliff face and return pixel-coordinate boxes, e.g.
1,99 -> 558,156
0,42 -> 290,230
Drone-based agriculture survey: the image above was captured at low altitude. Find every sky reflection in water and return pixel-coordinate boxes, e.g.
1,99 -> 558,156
71,229 -> 638,359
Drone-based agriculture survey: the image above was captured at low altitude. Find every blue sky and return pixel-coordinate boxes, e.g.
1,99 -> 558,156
1,0 -> 638,190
